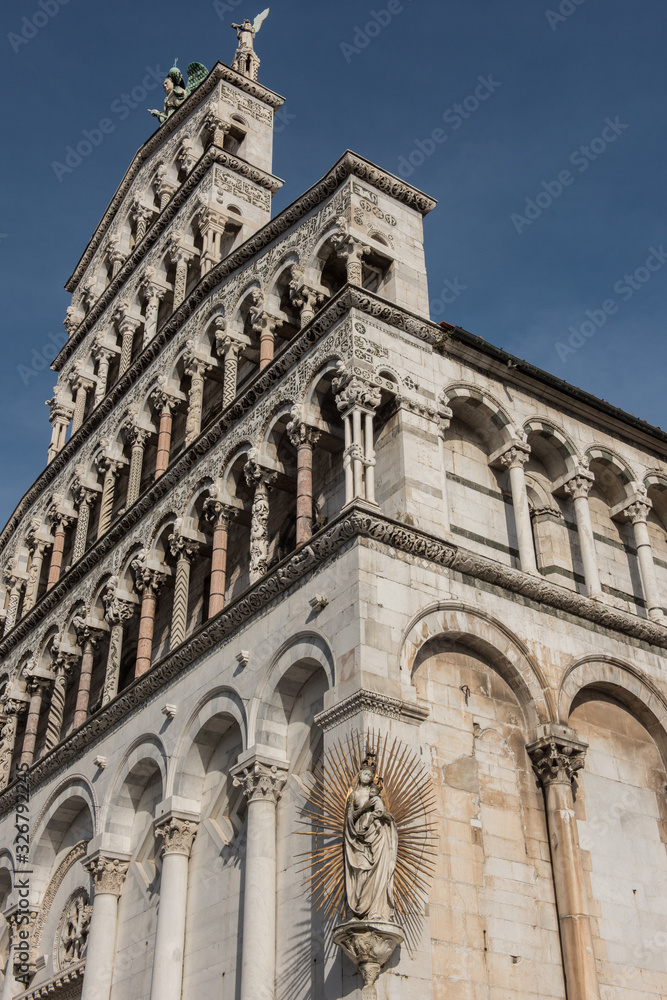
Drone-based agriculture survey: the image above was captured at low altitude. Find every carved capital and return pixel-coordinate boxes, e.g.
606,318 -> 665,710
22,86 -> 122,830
499,443 -> 531,471
232,760 -> 288,804
563,470 -> 595,501
150,384 -> 180,415
203,497 -> 235,527
73,617 -> 105,650
333,372 -> 381,414
244,452 -> 277,490
527,731 -> 588,786
102,582 -> 136,627
125,423 -> 151,450
286,408 -> 321,449
168,533 -> 200,562
155,816 -> 198,857
131,556 -> 167,597
83,855 -> 129,896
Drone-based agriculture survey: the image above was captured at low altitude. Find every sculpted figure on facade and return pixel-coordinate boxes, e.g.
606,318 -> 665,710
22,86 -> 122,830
344,751 -> 398,922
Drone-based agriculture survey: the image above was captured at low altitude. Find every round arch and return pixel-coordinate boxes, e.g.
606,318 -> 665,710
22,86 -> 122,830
248,630 -> 336,749
170,686 -> 248,800
101,733 -> 168,837
400,603 -> 553,729
558,655 -> 667,765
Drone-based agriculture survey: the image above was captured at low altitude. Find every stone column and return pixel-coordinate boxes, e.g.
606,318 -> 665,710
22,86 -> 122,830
47,510 -> 72,588
72,485 -> 98,563
141,280 -> 165,347
108,239 -> 126,279
335,236 -> 370,285
245,456 -> 275,584
70,374 -> 94,434
81,853 -> 130,1000
333,373 -> 381,505
499,443 -> 538,574
527,726 -> 601,1000
156,171 -> 178,212
23,540 -> 47,613
118,316 -> 141,377
126,426 -> 150,508
291,284 -> 324,328
184,354 -> 211,446
19,676 -> 51,769
563,471 -> 603,599
168,533 -> 200,650
198,208 -> 229,276
436,403 -> 453,533
73,619 -> 105,729
203,499 -> 234,618
92,345 -> 114,407
232,756 -> 288,1000
287,412 -> 321,544
132,561 -> 167,678
620,495 -> 664,620
205,110 -> 231,149
3,577 -> 25,633
170,245 -> 194,309
44,648 -> 74,752
0,700 -> 27,791
102,586 -> 136,705
151,387 -> 179,479
133,202 -> 153,243
250,299 -> 282,371
47,401 -> 74,464
96,456 -> 121,538
150,815 -> 199,1000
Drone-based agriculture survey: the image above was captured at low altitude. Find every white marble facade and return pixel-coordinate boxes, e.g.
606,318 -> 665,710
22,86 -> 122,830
0,39 -> 667,1000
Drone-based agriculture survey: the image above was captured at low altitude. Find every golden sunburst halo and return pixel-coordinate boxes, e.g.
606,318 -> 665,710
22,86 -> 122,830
297,730 -> 438,922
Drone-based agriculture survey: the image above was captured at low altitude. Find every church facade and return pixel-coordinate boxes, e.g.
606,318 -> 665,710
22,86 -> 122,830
0,24 -> 667,1000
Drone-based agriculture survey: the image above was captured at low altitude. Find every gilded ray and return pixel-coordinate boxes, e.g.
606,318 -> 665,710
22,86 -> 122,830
299,730 -> 437,923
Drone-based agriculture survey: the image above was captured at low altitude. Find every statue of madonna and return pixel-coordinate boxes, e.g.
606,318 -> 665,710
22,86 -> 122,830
344,760 -> 399,922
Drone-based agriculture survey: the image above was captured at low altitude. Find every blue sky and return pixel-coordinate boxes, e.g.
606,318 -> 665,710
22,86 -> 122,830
1,0 -> 666,526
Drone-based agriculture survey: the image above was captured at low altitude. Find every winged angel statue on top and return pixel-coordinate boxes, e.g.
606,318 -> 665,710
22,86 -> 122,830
149,60 -> 209,125
231,8 -> 270,80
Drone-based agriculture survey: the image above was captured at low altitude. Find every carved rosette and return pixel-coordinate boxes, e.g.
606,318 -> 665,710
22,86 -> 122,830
156,817 -> 198,857
83,856 -> 129,896
527,734 -> 588,786
232,761 -> 287,804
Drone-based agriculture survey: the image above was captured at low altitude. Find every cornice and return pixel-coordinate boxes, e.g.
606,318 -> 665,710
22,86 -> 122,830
65,61 -> 285,291
314,690 -> 430,730
0,288 -> 437,567
2,505 -> 667,816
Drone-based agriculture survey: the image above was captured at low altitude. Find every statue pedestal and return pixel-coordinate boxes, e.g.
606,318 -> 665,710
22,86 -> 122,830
333,919 -> 404,999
